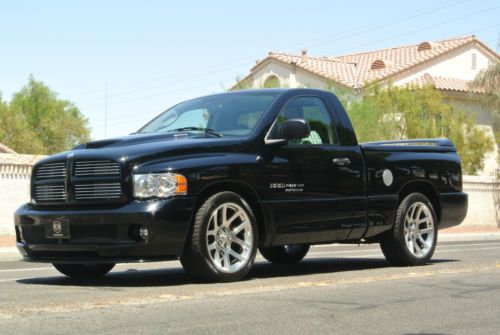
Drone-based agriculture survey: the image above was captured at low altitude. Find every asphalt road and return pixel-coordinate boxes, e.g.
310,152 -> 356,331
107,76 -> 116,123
0,240 -> 499,335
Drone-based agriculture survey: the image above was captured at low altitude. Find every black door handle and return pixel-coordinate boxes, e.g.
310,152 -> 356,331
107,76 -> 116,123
333,158 -> 351,166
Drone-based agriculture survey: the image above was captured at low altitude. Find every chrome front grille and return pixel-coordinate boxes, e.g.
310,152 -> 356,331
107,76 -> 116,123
33,159 -> 124,204
74,160 -> 120,177
35,184 -> 66,201
35,162 -> 66,179
74,183 -> 123,200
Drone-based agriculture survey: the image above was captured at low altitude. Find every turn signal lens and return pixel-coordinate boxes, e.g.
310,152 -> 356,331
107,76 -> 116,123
176,174 -> 187,194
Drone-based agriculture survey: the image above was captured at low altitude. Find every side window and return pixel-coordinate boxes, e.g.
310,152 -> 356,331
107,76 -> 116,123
273,96 -> 338,145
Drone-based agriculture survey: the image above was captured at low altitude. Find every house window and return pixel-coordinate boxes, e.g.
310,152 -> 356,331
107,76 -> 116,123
471,53 -> 477,70
263,75 -> 281,88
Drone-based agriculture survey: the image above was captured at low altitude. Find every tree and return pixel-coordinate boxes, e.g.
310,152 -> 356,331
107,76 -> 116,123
345,85 -> 493,175
470,63 -> 500,117
0,76 -> 90,154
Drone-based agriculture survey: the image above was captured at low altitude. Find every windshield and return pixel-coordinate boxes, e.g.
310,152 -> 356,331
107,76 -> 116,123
139,92 -> 279,136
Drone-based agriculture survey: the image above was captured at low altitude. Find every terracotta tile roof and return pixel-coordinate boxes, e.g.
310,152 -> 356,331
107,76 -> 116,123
262,52 -> 358,87
249,35 -> 499,91
0,143 -> 16,154
406,73 -> 485,93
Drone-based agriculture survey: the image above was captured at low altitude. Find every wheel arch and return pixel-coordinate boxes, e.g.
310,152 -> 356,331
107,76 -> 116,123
398,180 -> 441,223
194,180 -> 268,244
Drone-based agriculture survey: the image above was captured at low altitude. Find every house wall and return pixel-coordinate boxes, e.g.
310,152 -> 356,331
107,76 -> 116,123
251,61 -> 298,88
0,154 -> 44,236
250,61 -> 354,99
393,44 -> 495,86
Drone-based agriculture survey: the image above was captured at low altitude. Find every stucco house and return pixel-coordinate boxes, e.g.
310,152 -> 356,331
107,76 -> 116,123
236,35 -> 500,175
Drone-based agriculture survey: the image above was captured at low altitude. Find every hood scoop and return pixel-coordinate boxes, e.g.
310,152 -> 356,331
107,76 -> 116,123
83,139 -> 122,149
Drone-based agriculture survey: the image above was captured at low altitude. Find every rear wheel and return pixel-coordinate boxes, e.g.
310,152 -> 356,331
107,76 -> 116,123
380,193 -> 437,266
259,244 -> 310,264
52,263 -> 115,278
180,191 -> 258,282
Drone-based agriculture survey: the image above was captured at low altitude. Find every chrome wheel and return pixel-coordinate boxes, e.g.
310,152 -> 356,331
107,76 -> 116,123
206,202 -> 253,273
403,201 -> 435,258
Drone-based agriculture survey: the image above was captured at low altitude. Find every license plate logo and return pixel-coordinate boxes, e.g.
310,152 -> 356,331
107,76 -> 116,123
45,219 -> 70,239
52,221 -> 62,234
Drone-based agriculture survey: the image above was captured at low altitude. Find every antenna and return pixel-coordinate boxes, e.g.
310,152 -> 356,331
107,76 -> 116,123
104,82 -> 108,137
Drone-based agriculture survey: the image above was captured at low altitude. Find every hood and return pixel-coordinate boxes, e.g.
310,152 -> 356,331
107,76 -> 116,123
39,132 -> 245,166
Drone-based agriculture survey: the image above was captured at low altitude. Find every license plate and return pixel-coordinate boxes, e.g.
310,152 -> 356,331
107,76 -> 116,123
44,219 -> 71,239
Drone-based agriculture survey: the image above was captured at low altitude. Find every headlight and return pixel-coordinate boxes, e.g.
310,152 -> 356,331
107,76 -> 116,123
133,173 -> 187,198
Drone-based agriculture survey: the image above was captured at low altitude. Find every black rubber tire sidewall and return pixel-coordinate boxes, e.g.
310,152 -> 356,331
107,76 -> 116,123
52,263 -> 115,278
381,193 -> 438,266
181,191 -> 258,282
259,244 -> 310,264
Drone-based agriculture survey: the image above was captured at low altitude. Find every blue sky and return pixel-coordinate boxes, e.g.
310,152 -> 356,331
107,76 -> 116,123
0,0 -> 499,140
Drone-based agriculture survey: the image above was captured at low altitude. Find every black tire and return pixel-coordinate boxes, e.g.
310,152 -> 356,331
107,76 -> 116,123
52,263 -> 115,278
380,193 -> 438,266
259,244 -> 310,264
180,191 -> 258,282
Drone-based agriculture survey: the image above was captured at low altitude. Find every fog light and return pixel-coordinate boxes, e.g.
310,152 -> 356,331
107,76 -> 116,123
139,227 -> 149,240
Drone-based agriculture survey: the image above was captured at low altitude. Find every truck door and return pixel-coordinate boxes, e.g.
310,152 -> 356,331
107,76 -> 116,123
264,95 -> 365,245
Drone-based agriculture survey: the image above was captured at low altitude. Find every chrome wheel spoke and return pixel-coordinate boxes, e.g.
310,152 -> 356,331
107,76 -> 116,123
413,238 -> 421,255
208,242 -> 217,252
206,202 -> 253,274
222,206 -> 228,227
419,227 -> 433,234
228,248 -> 244,262
232,236 -> 251,250
403,201 -> 435,259
223,252 -> 231,271
231,221 -> 247,235
225,211 -> 241,227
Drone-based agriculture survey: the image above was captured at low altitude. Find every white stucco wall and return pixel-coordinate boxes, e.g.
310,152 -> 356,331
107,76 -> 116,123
0,154 -> 44,236
250,61 -> 298,88
462,175 -> 500,228
250,61 -> 354,102
0,168 -> 30,236
393,44 -> 495,86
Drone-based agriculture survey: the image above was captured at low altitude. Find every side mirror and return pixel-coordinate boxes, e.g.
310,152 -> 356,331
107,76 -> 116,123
264,118 -> 311,146
280,119 -> 310,140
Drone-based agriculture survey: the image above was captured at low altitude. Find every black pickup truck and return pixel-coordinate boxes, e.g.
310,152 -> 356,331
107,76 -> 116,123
15,89 -> 467,282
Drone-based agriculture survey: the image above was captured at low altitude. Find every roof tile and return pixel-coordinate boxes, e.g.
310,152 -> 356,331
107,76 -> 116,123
251,35 -> 498,93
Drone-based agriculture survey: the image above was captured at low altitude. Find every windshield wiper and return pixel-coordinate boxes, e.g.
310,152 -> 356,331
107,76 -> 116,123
167,127 -> 223,137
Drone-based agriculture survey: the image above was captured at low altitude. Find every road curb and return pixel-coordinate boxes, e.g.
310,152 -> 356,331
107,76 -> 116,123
0,247 -> 20,261
439,232 -> 500,242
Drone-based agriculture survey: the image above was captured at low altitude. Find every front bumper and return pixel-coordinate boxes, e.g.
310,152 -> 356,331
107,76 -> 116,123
15,197 -> 196,263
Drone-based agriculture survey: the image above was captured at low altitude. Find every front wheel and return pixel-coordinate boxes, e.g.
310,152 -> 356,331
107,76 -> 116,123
53,263 -> 115,278
380,193 -> 438,266
180,191 -> 258,282
259,244 -> 310,264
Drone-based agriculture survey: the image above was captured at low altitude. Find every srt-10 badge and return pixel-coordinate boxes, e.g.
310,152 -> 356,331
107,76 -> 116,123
269,183 -> 305,192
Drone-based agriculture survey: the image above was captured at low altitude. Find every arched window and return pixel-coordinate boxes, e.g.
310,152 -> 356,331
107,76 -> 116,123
263,75 -> 281,88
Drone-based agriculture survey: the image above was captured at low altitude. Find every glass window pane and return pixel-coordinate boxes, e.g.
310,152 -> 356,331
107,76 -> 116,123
273,96 -> 337,145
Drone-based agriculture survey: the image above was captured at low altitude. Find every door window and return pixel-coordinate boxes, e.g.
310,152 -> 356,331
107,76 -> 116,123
271,96 -> 338,145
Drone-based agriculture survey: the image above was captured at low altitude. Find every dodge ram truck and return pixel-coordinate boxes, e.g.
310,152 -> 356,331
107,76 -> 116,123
15,88 -> 468,282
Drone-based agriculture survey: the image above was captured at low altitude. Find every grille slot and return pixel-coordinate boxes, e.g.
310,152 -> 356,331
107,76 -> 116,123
35,162 -> 66,179
74,183 -> 123,200
74,160 -> 120,177
35,184 -> 66,201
